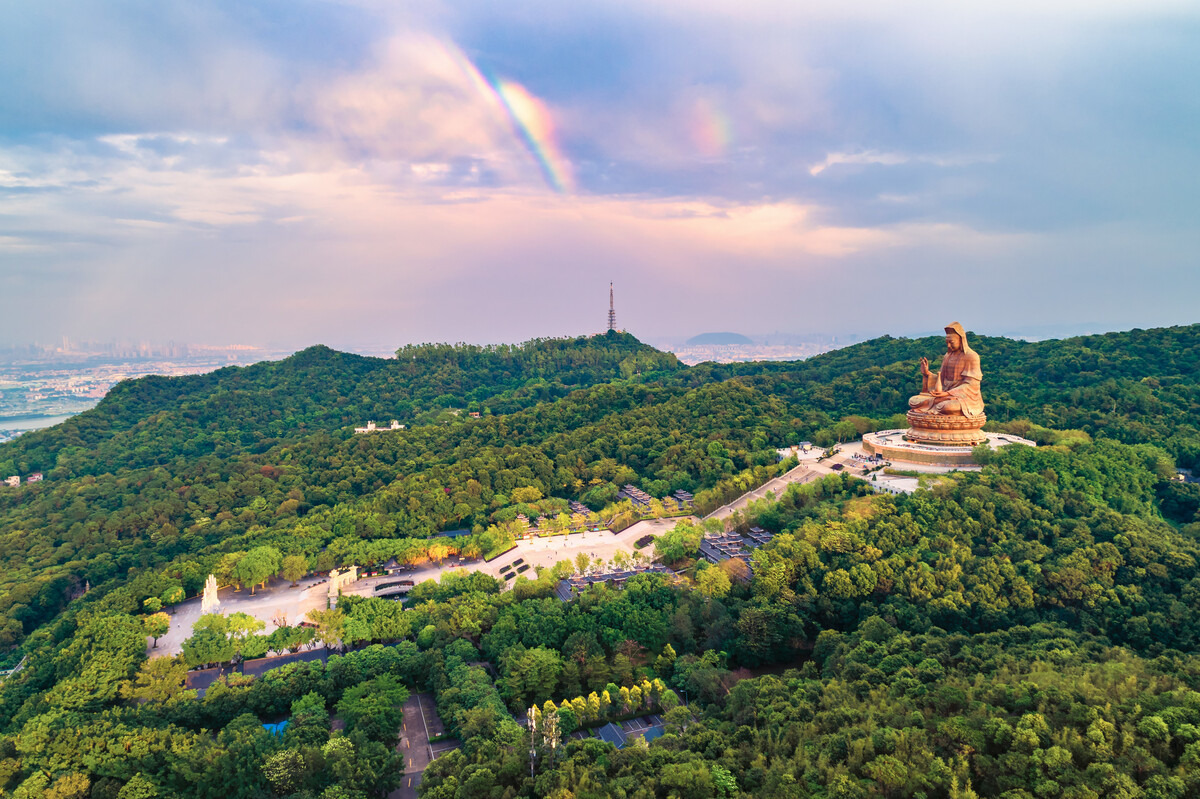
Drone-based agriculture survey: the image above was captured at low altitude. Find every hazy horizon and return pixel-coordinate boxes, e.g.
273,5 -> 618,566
2,318 -> 1182,363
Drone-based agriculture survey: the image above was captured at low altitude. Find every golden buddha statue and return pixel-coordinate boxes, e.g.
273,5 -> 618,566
904,322 -> 988,446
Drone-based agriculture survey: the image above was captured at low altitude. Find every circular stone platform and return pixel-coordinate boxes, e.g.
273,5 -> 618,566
905,409 -> 988,446
862,428 -> 1035,467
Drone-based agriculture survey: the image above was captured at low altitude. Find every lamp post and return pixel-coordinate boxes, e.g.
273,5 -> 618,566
528,705 -> 537,779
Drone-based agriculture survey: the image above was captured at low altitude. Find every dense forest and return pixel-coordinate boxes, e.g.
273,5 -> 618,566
0,324 -> 1199,797
0,334 -> 682,479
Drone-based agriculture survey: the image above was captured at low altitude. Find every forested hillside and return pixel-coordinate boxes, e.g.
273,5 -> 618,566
741,325 -> 1200,466
0,323 -> 1199,798
0,333 -> 680,478
0,325 -> 1197,651
2,439 -> 1200,797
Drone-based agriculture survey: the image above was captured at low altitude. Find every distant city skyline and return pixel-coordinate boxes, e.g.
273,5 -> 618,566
2,1 -> 1197,347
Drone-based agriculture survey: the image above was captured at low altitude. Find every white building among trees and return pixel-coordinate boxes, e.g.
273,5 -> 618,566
353,420 -> 405,434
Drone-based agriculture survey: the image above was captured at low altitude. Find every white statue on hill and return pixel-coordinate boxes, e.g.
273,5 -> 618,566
200,574 -> 220,615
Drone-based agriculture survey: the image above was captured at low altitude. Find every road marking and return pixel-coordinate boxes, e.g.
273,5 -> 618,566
415,693 -> 434,764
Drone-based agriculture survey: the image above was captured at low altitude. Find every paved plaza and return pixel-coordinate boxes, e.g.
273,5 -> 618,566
152,574 -> 333,657
150,518 -> 685,658
347,516 -> 687,601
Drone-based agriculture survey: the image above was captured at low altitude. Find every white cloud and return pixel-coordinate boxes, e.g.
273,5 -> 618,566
809,151 -> 911,176
809,151 -> 999,176
300,34 -> 507,161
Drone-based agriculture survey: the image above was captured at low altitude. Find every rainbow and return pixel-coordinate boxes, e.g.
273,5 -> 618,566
444,43 -> 575,194
690,97 -> 732,159
491,79 -> 575,194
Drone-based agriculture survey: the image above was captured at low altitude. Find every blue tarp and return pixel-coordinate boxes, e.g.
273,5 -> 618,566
262,720 -> 290,736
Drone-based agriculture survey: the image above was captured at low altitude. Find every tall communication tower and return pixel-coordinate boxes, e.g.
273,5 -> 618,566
607,282 -> 616,332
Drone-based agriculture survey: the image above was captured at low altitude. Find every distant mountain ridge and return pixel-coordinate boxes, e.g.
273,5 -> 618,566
686,331 -> 754,346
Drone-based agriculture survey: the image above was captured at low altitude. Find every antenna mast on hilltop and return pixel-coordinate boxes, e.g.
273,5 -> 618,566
607,282 -> 616,332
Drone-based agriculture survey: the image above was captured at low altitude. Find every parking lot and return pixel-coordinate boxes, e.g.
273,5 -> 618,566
391,692 -> 459,799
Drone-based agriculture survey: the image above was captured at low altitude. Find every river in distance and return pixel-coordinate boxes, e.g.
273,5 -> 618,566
0,414 -> 76,432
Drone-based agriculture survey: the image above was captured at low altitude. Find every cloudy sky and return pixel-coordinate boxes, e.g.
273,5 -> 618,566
1,0 -> 1198,350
